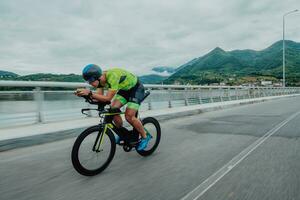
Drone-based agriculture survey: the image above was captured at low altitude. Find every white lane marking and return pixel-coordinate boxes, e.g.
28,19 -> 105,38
181,110 -> 300,200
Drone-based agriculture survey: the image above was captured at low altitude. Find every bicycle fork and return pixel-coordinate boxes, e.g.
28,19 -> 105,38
92,124 -> 107,152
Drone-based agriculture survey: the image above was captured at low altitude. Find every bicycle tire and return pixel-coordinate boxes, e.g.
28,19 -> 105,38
136,117 -> 161,156
71,125 -> 116,176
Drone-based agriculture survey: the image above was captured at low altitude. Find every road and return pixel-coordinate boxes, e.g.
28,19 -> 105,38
1,96 -> 300,200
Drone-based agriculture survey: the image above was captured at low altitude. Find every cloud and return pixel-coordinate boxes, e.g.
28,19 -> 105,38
0,0 -> 299,75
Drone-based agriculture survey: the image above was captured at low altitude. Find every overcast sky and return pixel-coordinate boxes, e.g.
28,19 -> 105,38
0,0 -> 299,75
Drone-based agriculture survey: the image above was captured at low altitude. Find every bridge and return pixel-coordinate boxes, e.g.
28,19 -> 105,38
1,81 -> 300,200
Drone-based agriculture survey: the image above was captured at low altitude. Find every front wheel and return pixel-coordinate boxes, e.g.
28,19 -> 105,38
71,125 -> 116,176
136,117 -> 161,156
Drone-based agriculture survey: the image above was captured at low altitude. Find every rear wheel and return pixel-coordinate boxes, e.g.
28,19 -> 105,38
71,126 -> 116,176
136,117 -> 161,156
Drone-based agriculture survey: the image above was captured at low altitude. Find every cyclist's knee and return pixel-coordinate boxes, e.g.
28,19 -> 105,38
125,114 -> 136,124
113,115 -> 123,128
111,99 -> 123,108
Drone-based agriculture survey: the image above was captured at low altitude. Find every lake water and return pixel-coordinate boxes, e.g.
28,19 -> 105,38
0,89 -> 250,128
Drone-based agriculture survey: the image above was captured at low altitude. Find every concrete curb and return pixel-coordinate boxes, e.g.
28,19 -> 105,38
1,94 -> 299,152
153,101 -> 257,121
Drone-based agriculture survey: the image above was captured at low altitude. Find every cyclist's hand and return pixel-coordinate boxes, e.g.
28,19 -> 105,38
78,89 -> 90,96
74,89 -> 80,96
75,88 -> 90,96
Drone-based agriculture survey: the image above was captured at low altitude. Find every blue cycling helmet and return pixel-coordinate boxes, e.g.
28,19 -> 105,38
82,64 -> 102,83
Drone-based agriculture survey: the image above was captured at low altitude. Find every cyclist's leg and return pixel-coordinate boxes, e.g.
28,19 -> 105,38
125,81 -> 147,138
125,106 -> 147,138
111,94 -> 127,128
126,103 -> 152,151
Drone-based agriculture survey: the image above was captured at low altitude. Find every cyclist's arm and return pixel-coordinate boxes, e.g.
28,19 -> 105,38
96,88 -> 103,95
91,89 -> 117,102
91,71 -> 119,102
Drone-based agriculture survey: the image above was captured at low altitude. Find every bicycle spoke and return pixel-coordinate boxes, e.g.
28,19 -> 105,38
77,131 -> 111,170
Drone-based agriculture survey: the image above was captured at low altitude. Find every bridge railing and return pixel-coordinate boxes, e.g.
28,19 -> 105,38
1,81 -> 299,127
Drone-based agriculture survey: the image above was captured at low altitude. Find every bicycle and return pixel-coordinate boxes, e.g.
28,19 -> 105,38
71,91 -> 161,176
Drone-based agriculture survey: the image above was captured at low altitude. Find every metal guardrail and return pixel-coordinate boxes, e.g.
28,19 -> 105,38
1,80 -> 300,127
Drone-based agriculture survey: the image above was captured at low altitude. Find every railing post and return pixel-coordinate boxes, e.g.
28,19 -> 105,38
148,88 -> 152,110
148,101 -> 152,110
198,88 -> 203,104
240,88 -> 245,99
239,88 -> 244,99
184,87 -> 189,106
235,88 -> 239,100
255,87 -> 259,98
228,88 -> 232,101
243,88 -> 247,99
168,88 -> 172,108
247,88 -> 251,99
261,88 -> 266,97
219,88 -> 224,102
209,88 -> 214,103
34,87 -> 44,123
265,88 -> 269,96
257,88 -> 261,98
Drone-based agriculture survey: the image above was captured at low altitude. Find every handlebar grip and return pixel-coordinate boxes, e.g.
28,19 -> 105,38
81,108 -> 90,116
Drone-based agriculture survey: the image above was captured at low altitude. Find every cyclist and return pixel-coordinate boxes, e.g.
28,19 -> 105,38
75,64 -> 151,151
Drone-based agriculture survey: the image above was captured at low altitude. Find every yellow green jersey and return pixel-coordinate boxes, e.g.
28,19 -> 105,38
102,68 -> 138,91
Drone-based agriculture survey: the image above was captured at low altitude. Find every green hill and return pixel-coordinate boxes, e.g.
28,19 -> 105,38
0,70 -> 19,79
166,40 -> 300,86
0,72 -> 84,82
15,73 -> 84,82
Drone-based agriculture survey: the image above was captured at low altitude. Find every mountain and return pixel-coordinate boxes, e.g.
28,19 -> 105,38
17,73 -> 84,82
139,74 -> 168,84
165,40 -> 300,85
0,73 -> 84,82
0,70 -> 19,79
0,71 -> 167,84
166,47 -> 246,84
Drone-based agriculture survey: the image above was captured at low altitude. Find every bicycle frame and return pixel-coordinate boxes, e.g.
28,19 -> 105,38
92,109 -> 145,151
92,110 -> 124,152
